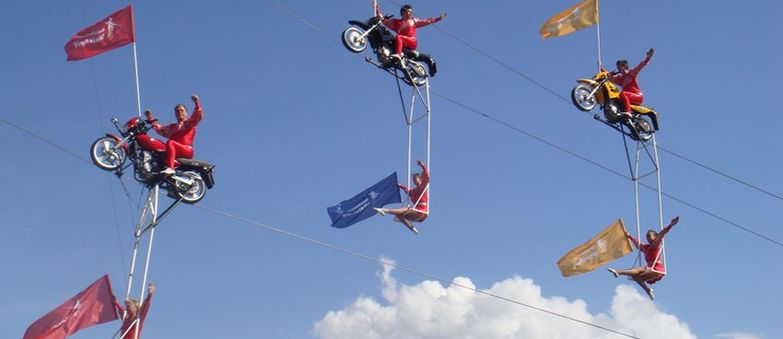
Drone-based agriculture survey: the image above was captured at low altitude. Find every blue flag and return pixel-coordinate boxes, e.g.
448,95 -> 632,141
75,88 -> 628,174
328,172 -> 402,228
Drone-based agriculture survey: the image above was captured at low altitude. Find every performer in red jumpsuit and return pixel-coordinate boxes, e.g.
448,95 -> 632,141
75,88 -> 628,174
373,1 -> 446,59
374,160 -> 429,234
605,48 -> 655,118
113,283 -> 154,339
607,216 -> 679,301
140,95 -> 203,176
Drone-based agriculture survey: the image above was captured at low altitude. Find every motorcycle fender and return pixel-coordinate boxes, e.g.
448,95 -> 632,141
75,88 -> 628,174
576,78 -> 598,86
104,133 -> 129,151
348,20 -> 371,30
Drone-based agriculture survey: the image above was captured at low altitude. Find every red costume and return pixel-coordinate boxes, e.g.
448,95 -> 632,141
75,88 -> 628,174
608,55 -> 652,113
398,164 -> 429,221
374,5 -> 442,55
628,223 -> 673,283
114,294 -> 152,339
140,102 -> 203,170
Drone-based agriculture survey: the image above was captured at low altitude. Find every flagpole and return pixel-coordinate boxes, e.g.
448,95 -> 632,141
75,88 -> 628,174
595,0 -> 602,70
132,42 -> 142,118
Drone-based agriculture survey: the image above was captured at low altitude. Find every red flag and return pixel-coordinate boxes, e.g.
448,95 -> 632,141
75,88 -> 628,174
23,274 -> 119,339
64,5 -> 135,61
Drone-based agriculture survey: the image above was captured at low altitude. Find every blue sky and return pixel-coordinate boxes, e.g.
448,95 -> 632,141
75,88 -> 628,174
2,1 -> 781,338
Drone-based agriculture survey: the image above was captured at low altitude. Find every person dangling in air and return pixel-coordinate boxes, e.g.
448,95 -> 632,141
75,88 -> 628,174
113,282 -> 154,339
372,0 -> 446,76
140,95 -> 204,176
374,160 -> 429,234
603,48 -> 655,120
607,216 -> 679,300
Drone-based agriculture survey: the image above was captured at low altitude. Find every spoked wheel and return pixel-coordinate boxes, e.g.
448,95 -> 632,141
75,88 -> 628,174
173,171 -> 207,204
402,60 -> 428,87
342,27 -> 367,53
90,136 -> 126,171
571,84 -> 597,112
629,117 -> 654,142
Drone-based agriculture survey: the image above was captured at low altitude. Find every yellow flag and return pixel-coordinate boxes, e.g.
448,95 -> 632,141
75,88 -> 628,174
557,219 -> 633,277
539,0 -> 599,40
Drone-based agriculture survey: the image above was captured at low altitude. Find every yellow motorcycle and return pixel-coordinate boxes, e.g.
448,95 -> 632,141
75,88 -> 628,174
571,71 -> 659,142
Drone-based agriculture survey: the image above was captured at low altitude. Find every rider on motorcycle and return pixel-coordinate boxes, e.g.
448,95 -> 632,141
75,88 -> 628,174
602,48 -> 655,119
372,0 -> 446,76
141,95 -> 203,176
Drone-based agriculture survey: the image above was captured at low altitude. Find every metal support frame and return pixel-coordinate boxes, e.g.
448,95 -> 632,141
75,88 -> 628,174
394,74 -> 431,212
121,183 -> 182,339
621,133 -> 666,275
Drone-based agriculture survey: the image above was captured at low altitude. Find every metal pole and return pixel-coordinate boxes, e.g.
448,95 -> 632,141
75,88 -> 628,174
652,135 -> 666,273
406,87 -> 416,191
132,43 -> 142,118
424,79 -> 431,211
124,187 -> 152,300
138,184 -> 157,304
595,0 -> 602,69
633,140 -> 642,265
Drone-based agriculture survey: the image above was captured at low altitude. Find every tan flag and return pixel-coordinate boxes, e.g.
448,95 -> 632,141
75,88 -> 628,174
557,219 -> 632,277
539,0 -> 599,40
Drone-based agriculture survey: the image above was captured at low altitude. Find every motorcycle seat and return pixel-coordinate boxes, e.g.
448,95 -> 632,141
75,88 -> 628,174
177,158 -> 215,170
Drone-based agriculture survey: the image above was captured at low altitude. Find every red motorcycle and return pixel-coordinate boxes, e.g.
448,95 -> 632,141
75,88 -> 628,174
90,116 -> 215,204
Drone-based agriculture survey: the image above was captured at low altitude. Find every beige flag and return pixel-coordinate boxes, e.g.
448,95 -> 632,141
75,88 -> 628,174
539,0 -> 599,40
557,219 -> 632,277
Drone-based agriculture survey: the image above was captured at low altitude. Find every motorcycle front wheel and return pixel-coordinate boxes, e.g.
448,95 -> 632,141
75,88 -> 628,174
342,27 -> 367,53
90,136 -> 126,171
173,171 -> 207,204
571,84 -> 597,112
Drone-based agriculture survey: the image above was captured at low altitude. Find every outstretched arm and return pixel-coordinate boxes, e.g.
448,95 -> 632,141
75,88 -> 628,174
139,283 -> 154,323
414,13 -> 446,28
623,227 -> 642,250
398,183 -> 410,193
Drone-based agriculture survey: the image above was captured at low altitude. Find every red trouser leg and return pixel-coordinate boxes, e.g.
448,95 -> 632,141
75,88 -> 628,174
620,91 -> 644,113
394,35 -> 417,55
136,134 -> 166,152
165,140 -> 194,170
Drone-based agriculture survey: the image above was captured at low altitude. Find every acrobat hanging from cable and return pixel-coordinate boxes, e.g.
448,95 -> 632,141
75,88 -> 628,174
375,160 -> 429,234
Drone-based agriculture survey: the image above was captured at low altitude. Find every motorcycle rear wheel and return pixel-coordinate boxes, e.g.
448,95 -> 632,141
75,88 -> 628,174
571,84 -> 597,112
629,117 -> 654,142
403,61 -> 428,87
90,136 -> 126,171
174,171 -> 207,204
342,27 -> 367,53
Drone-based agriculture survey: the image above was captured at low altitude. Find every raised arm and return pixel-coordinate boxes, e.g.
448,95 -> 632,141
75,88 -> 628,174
144,109 -> 168,137
630,48 -> 654,76
417,160 -> 430,186
183,95 -> 203,130
139,283 -> 154,323
651,216 -> 678,247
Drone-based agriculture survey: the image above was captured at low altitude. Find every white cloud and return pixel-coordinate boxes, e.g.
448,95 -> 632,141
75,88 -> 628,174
313,259 -> 698,339
715,333 -> 762,339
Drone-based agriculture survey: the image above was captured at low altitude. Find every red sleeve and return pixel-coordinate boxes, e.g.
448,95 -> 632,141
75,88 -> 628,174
627,234 -> 642,250
114,300 -> 125,317
650,224 -> 673,247
419,163 -> 430,186
414,17 -> 441,28
183,104 -> 203,130
630,56 -> 651,76
139,293 -> 153,323
398,183 -> 410,193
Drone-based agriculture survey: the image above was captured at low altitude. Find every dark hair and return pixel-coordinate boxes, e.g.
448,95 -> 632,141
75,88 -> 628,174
174,104 -> 186,112
400,4 -> 413,15
616,59 -> 629,69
